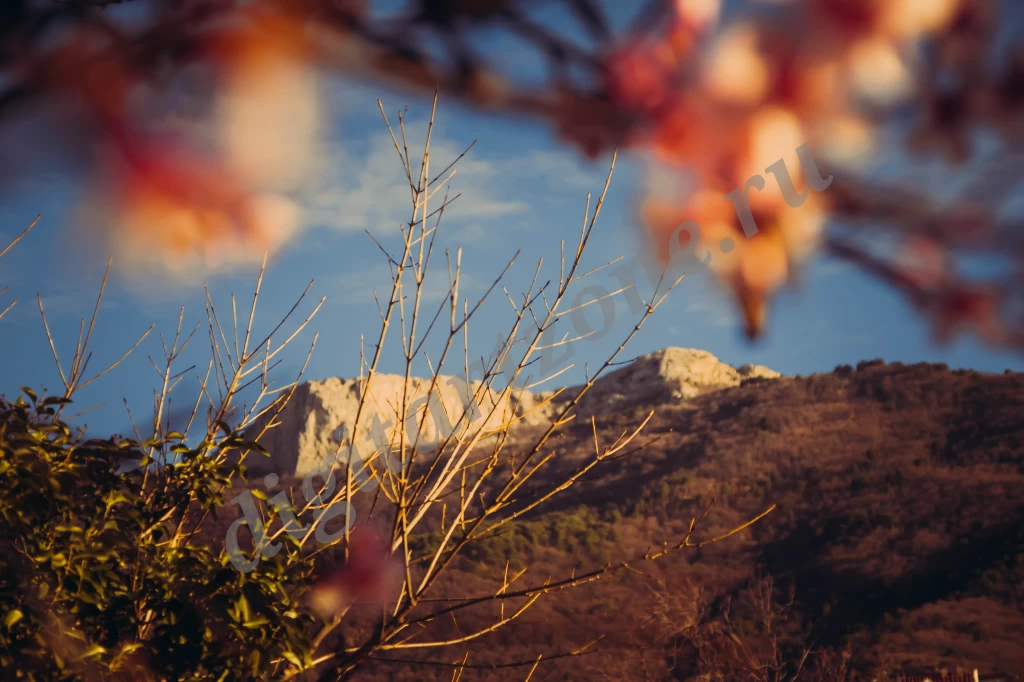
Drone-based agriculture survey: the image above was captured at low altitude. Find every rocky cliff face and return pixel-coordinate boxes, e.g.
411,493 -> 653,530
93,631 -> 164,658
565,348 -> 780,416
243,373 -> 556,476
245,348 -> 779,475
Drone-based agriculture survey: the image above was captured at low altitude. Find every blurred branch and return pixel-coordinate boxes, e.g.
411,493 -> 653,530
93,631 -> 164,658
3,1 -> 1021,345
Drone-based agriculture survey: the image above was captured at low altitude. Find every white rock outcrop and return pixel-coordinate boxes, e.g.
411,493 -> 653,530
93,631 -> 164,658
244,374 -> 555,476
737,364 -> 782,380
567,348 -> 778,413
245,348 -> 779,475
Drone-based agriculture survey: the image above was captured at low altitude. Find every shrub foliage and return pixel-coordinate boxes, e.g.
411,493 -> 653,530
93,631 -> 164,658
0,391 -> 322,681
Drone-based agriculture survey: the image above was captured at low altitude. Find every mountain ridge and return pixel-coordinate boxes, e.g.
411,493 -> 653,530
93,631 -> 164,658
244,347 -> 781,475
217,358 -> 1024,679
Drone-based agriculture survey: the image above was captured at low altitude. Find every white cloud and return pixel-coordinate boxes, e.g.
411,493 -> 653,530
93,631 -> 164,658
144,102 -> 616,257
506,150 -> 610,192
449,223 -> 488,244
299,129 -> 530,234
329,262 -> 475,307
295,116 -> 618,238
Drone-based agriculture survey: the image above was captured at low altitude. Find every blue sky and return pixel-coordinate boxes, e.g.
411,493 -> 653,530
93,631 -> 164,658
0,3 -> 1022,438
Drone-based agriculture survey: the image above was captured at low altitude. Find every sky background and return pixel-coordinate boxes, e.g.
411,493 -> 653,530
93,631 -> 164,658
0,1 -> 1022,438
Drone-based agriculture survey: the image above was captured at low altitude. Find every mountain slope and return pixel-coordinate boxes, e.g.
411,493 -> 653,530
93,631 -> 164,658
226,355 -> 1023,680
376,360 -> 1024,679
244,347 -> 778,476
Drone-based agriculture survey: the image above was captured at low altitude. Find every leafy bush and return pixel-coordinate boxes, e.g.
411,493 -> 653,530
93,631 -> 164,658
0,391 -> 320,681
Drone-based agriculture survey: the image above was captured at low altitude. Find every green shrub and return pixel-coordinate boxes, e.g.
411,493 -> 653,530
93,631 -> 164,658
0,392 -> 319,681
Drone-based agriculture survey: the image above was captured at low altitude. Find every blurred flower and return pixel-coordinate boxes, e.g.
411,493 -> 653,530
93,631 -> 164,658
899,236 -> 947,289
777,195 -> 828,264
208,7 -> 325,192
772,51 -> 848,119
34,34 -> 296,277
308,528 -> 402,618
640,187 -> 735,259
806,113 -> 876,167
606,40 -> 678,114
4,0 -> 1014,345
845,35 -> 913,106
31,35 -> 135,127
85,141 -> 301,277
648,94 -> 745,179
733,232 -> 790,339
552,89 -> 635,159
734,105 -> 806,201
674,0 -> 722,32
707,202 -> 826,338
215,49 -> 322,192
810,0 -> 958,44
808,0 -> 883,43
641,165 -> 827,338
666,0 -> 722,58
879,0 -> 961,40
701,24 -> 771,107
931,284 -> 1006,345
42,6 -> 325,278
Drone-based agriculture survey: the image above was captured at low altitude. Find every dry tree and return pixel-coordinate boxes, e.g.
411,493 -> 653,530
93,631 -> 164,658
237,95 -> 777,681
0,97 -> 773,681
625,574 -> 817,682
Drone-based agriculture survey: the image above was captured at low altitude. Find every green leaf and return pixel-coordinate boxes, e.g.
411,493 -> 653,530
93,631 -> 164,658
241,440 -> 272,458
282,651 -> 302,668
82,644 -> 107,658
4,609 -> 23,628
104,492 -> 131,510
243,617 -> 269,628
235,594 -> 251,623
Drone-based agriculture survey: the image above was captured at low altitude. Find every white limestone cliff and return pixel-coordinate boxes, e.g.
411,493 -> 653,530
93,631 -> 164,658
245,348 -> 779,475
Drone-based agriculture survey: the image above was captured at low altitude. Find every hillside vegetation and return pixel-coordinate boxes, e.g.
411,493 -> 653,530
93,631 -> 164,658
343,360 -> 1024,680
6,359 -> 1020,681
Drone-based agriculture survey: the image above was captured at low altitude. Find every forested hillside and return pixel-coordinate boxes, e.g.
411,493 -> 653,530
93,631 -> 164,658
336,360 -> 1024,680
